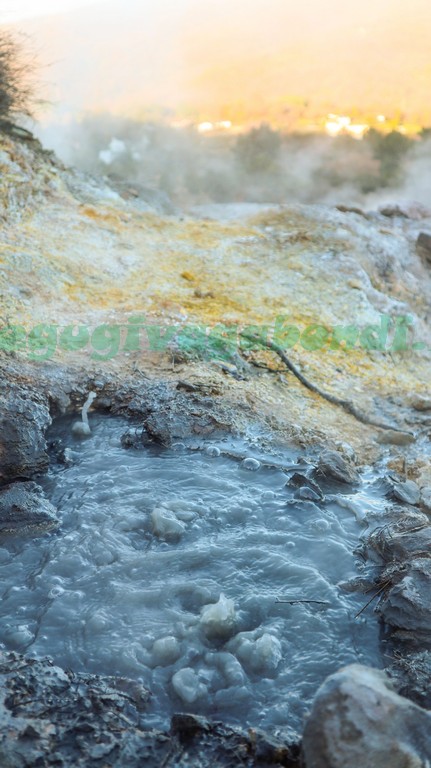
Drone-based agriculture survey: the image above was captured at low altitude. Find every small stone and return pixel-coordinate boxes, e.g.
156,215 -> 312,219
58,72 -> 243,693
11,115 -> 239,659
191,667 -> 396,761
376,430 -> 416,446
381,202 -> 431,220
287,472 -> 324,499
410,394 -> 431,412
316,450 -> 360,485
417,231 -> 431,264
297,486 -> 322,501
391,479 -> 421,506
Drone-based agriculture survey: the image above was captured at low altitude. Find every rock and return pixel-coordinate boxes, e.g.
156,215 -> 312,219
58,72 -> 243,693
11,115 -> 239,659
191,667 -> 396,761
335,204 -> 368,218
302,664 -> 431,768
376,430 -> 416,446
287,473 -> 324,500
0,651 -> 299,767
377,557 -> 431,637
296,486 -> 322,501
316,450 -> 360,485
0,392 -> 50,482
379,201 -> 431,220
388,649 -> 431,709
390,479 -> 421,506
0,481 -> 59,536
417,231 -> 431,264
170,714 -> 300,765
420,487 -> 431,514
367,513 -> 431,562
410,394 -> 431,412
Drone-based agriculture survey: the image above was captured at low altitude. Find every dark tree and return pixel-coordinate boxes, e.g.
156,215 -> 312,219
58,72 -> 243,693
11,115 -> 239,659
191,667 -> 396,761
0,32 -> 35,122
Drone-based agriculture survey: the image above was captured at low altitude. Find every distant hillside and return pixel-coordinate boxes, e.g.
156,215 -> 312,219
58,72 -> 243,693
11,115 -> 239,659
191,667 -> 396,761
10,0 -> 431,125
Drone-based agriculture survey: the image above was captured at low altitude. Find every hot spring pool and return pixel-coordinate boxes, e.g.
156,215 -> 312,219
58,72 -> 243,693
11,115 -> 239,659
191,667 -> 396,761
0,415 -> 386,733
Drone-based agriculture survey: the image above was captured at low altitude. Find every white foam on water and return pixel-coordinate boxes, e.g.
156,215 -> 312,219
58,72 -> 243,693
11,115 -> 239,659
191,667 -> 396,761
0,415 -> 386,733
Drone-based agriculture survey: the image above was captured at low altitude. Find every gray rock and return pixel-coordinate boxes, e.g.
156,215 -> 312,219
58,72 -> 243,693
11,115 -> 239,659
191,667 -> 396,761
0,651 -> 298,767
287,472 -> 324,500
376,430 -> 416,446
420,487 -> 431,514
391,479 -> 421,506
366,514 -> 431,562
380,202 -> 431,220
316,450 -> 360,485
410,394 -> 431,412
388,649 -> 431,709
377,557 -> 431,637
0,481 -> 59,536
296,486 -> 322,501
302,664 -> 431,768
417,231 -> 431,264
0,392 -> 50,482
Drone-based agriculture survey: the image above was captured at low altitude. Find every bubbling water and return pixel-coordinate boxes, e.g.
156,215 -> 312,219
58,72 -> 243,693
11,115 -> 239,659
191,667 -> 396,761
0,415 -> 385,733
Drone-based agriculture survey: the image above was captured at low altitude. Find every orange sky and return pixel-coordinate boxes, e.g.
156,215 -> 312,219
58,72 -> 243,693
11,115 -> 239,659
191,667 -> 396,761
7,0 -> 431,127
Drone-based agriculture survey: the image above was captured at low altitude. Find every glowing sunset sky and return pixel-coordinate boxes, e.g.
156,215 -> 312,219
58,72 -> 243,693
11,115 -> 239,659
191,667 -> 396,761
4,0 -> 431,127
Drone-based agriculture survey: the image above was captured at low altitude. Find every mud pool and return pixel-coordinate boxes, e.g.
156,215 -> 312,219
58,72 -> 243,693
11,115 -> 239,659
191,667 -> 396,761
0,415 -> 386,733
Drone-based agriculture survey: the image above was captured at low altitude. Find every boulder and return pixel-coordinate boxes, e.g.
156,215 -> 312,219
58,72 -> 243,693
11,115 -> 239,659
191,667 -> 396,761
390,479 -> 421,506
377,557 -> 431,637
0,481 -> 59,536
302,664 -> 431,768
0,392 -> 50,482
316,450 -> 360,485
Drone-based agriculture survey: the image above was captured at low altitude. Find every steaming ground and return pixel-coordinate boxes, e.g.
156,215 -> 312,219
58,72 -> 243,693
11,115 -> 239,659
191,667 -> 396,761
0,414 -> 384,732
35,119 -> 431,211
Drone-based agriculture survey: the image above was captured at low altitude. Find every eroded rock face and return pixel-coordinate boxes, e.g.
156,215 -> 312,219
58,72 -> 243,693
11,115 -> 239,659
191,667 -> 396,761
315,450 -> 360,485
0,481 -> 59,536
365,515 -> 431,640
0,391 -> 50,482
302,664 -> 431,768
377,557 -> 431,638
0,652 -> 299,768
390,479 -> 421,506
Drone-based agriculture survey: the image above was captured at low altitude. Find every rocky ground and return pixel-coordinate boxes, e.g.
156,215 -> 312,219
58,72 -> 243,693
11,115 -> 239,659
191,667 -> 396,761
0,128 -> 431,765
